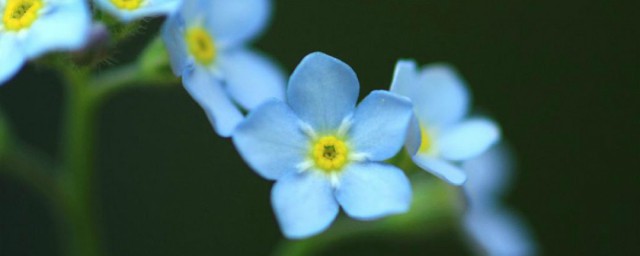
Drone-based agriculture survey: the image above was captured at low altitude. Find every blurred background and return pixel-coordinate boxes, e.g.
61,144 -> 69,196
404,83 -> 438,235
0,0 -> 637,255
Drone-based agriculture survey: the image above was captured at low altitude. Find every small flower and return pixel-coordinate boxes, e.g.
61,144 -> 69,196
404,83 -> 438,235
390,60 -> 501,185
0,0 -> 91,85
93,0 -> 180,22
462,144 -> 537,256
162,0 -> 285,137
233,52 -> 414,239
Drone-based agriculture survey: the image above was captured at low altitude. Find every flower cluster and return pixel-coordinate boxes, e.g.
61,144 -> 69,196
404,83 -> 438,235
0,0 -> 535,252
1,0 -> 284,135
231,51 -> 506,239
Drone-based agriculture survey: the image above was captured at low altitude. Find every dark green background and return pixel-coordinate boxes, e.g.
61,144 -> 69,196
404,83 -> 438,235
1,0 -> 637,255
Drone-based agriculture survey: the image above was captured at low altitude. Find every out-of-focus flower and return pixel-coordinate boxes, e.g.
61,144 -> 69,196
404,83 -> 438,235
0,0 -> 91,85
93,0 -> 180,22
462,144 -> 537,256
233,52 -> 414,239
162,0 -> 285,137
390,61 -> 501,185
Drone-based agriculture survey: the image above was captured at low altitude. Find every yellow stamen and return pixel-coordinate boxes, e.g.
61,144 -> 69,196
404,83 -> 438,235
110,0 -> 144,10
2,0 -> 44,31
311,136 -> 349,172
185,27 -> 217,65
418,125 -> 433,153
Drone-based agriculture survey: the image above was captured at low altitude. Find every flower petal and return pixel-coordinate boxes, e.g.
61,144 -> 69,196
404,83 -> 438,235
0,36 -> 25,85
95,0 -> 180,22
463,144 -> 514,206
182,66 -> 243,137
405,114 -> 422,156
391,61 -> 470,128
438,118 -> 500,161
161,12 -> 192,76
232,100 -> 309,180
218,49 -> 286,110
272,171 -> 339,239
464,209 -> 536,256
205,0 -> 271,45
287,52 -> 359,133
348,91 -> 413,161
23,0 -> 91,58
389,60 -> 419,97
335,162 -> 412,220
412,155 -> 467,185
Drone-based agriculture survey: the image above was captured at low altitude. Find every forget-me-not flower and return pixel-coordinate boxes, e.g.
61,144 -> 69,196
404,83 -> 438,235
233,52 -> 414,239
390,60 -> 501,185
94,0 -> 180,22
163,0 -> 285,137
0,0 -> 91,85
462,144 -> 537,256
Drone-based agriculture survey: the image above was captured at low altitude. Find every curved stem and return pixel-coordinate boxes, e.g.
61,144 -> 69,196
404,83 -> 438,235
59,68 -> 104,256
0,142 -> 60,203
89,61 -> 177,105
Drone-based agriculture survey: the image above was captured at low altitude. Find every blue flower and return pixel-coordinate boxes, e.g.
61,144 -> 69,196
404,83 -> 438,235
94,0 -> 180,22
390,61 -> 501,185
0,0 -> 91,85
162,0 -> 285,137
233,52 -> 414,239
462,144 -> 537,256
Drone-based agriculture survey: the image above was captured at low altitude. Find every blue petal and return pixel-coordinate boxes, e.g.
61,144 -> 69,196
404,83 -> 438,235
204,0 -> 271,45
405,114 -> 422,156
23,0 -> 91,58
95,0 -> 180,22
412,155 -> 467,185
389,60 -> 418,97
348,91 -> 413,161
232,100 -> 309,180
0,36 -> 25,85
391,61 -> 470,128
464,209 -> 536,256
390,61 -> 422,155
182,66 -> 243,137
272,171 -> 339,239
463,144 -> 514,206
287,52 -> 359,133
437,118 -> 500,161
218,48 -> 286,110
161,13 -> 191,76
335,162 -> 412,220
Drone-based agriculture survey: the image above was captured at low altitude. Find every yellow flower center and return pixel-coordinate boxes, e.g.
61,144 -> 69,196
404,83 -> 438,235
2,0 -> 43,31
185,27 -> 217,65
418,125 -> 433,153
110,0 -> 144,10
312,136 -> 349,172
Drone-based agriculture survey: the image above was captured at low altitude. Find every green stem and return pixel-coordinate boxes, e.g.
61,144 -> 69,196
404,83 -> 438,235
89,61 -> 177,105
59,68 -> 103,256
0,142 -> 60,204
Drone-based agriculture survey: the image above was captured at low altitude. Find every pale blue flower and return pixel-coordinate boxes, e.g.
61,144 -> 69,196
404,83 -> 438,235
390,60 -> 501,185
233,52 -> 414,239
94,0 -> 180,22
162,0 -> 285,137
462,144 -> 537,256
0,0 -> 91,85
